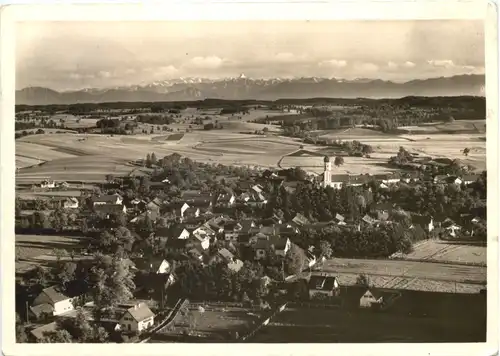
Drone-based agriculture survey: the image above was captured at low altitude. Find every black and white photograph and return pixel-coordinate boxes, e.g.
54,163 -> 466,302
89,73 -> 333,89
1,2 -> 497,354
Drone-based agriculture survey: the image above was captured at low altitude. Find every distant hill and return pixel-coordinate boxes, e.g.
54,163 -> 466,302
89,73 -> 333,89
16,74 -> 485,105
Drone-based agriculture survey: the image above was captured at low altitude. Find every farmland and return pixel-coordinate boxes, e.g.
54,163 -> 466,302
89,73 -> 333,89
390,239 -> 487,265
15,234 -> 86,274
318,256 -> 486,293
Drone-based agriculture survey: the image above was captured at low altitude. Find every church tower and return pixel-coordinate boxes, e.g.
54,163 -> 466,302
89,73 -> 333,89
323,156 -> 331,188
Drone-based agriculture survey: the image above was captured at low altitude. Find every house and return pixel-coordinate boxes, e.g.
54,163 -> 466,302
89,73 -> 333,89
30,322 -> 58,341
129,209 -> 159,224
308,274 -> 340,299
93,193 -> 123,206
181,190 -> 213,207
260,215 -> 282,227
193,223 -> 218,238
164,237 -> 191,253
118,302 -> 155,332
335,213 -> 346,226
63,197 -> 79,209
135,258 -> 170,274
227,259 -> 244,272
183,207 -> 200,219
56,181 -> 70,189
239,219 -> 257,236
149,181 -> 168,191
433,175 -> 449,184
40,180 -> 56,189
253,236 -> 291,260
94,204 -> 127,217
442,219 -> 461,237
188,245 -> 205,262
359,288 -> 384,308
349,175 -> 371,187
362,214 -> 377,225
292,213 -> 310,227
462,174 -> 479,185
217,248 -> 235,263
306,251 -> 317,268
275,224 -> 300,236
216,188 -> 236,206
169,226 -> 191,240
32,286 -> 77,316
223,221 -> 243,241
191,230 -> 211,250
147,198 -> 164,211
410,214 -> 434,233
444,176 -> 463,185
401,172 -> 420,183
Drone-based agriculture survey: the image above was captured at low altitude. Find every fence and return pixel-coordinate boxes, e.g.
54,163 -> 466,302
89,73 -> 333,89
238,303 -> 288,342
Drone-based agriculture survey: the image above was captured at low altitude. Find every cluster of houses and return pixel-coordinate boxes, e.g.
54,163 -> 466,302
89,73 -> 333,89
320,156 -> 480,189
28,282 -> 157,341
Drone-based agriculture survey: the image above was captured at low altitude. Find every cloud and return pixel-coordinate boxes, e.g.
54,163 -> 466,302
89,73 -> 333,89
98,71 -> 112,78
155,65 -> 178,76
186,56 -> 225,69
319,59 -> 348,68
403,61 -> 416,68
427,59 -> 455,68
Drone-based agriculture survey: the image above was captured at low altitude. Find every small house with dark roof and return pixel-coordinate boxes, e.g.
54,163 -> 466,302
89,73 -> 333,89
164,237 -> 191,253
359,288 -> 384,308
252,235 -> 291,260
30,322 -> 58,341
308,274 -> 340,299
93,193 -> 123,206
118,302 -> 155,332
94,203 -> 127,218
134,258 -> 170,274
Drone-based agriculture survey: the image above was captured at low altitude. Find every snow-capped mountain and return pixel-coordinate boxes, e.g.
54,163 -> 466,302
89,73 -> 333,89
16,74 -> 485,105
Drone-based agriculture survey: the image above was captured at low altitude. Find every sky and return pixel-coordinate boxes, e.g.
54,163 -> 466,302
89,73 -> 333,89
16,20 -> 485,91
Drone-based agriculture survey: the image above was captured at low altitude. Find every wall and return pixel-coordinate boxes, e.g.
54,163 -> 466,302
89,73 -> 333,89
53,299 -> 74,315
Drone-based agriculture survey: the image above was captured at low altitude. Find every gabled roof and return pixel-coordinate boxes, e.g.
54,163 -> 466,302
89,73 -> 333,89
364,288 -> 383,300
330,174 -> 350,182
335,213 -> 345,221
30,303 -> 54,318
362,214 -> 377,224
239,219 -> 256,233
126,303 -> 155,322
218,248 -> 234,261
94,204 -> 125,214
40,285 -> 71,304
30,322 -> 58,340
308,275 -> 339,291
292,213 -> 310,226
93,194 -> 122,203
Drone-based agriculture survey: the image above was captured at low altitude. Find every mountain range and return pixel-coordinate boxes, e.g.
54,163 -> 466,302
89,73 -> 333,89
16,74 -> 485,105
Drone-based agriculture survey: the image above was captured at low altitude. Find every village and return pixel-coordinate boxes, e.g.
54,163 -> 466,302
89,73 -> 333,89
15,149 -> 487,343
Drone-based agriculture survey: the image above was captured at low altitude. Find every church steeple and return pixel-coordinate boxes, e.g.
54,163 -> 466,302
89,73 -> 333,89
323,156 -> 331,187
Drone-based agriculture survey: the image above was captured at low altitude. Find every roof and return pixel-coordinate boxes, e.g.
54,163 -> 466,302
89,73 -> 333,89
239,219 -> 256,233
364,288 -> 383,300
30,303 -> 54,318
40,285 -> 70,303
93,194 -> 122,203
94,204 -> 125,214
126,303 -> 155,322
292,213 -> 310,226
335,213 -> 345,221
462,174 -> 479,181
362,214 -> 377,224
134,258 -> 169,272
254,236 -> 289,250
218,248 -> 234,261
308,275 -> 339,291
330,174 -> 350,182
411,214 -> 433,226
30,322 -> 58,340
165,238 -> 190,249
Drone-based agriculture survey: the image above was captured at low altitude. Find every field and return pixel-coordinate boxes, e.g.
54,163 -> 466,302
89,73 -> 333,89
149,303 -> 265,342
249,302 -> 485,343
390,239 -> 487,265
318,257 -> 486,293
15,234 -> 86,274
15,110 -> 486,184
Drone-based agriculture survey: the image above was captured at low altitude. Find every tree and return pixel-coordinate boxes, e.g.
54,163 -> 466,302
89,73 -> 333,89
56,262 -> 77,287
334,156 -> 344,167
356,274 -> 370,287
285,244 -> 306,276
151,152 -> 158,166
16,313 -> 28,343
39,329 -> 73,343
318,240 -> 333,258
463,148 -> 470,156
145,153 -> 152,167
33,266 -> 49,287
362,145 -> 374,156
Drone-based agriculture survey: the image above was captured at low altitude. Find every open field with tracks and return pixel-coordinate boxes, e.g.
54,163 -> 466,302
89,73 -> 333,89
16,113 -> 486,183
318,256 -> 486,293
15,234 -> 87,274
390,239 -> 487,265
